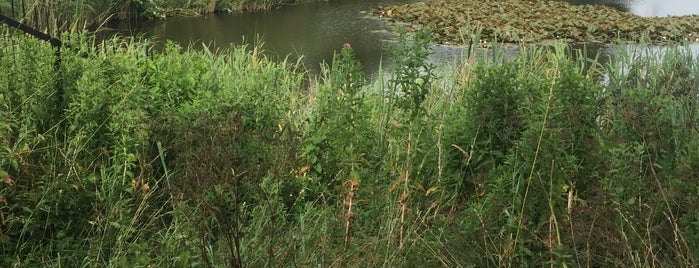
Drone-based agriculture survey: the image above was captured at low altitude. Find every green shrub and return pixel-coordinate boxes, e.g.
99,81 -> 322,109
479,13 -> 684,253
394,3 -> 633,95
598,45 -> 699,265
441,44 -> 605,266
300,44 -> 371,199
1,25 -> 697,267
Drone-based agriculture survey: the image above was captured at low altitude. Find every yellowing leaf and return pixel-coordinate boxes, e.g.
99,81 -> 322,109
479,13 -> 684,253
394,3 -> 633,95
298,165 -> 309,175
3,177 -> 14,187
425,186 -> 438,196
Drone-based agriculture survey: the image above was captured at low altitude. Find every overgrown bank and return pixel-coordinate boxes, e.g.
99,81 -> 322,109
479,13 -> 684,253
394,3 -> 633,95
0,0 -> 320,33
1,27 -> 698,266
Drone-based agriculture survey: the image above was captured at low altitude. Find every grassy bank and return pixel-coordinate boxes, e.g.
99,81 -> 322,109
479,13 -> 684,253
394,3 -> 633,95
1,27 -> 698,266
0,0 -> 320,33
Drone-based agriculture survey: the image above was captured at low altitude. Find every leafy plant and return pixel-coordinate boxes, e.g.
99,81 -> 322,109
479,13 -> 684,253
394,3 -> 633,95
300,43 -> 370,200
388,28 -> 436,119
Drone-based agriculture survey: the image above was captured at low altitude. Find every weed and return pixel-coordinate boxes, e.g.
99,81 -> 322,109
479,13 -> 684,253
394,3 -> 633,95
1,25 -> 697,267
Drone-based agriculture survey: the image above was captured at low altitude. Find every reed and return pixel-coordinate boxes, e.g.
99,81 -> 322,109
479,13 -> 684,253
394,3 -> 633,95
1,26 -> 697,267
0,0 -> 327,29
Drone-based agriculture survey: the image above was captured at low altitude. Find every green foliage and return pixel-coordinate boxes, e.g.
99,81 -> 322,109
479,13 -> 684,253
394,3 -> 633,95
300,44 -> 371,198
381,27 -> 443,197
444,57 -> 535,195
148,42 -> 302,265
442,44 -> 606,266
598,45 -> 699,265
0,31 -> 304,266
0,0 -> 323,27
1,25 -> 697,267
388,28 -> 436,119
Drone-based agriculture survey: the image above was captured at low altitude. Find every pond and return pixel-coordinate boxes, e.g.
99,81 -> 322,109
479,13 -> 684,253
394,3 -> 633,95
123,0 -> 420,75
118,0 -> 699,75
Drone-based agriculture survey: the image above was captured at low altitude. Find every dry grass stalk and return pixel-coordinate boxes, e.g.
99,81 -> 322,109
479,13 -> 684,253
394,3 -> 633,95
397,132 -> 412,251
397,191 -> 408,251
567,184 -> 575,215
343,178 -> 359,250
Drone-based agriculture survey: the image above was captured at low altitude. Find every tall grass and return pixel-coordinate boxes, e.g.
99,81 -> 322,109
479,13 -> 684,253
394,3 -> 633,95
598,44 -> 699,266
0,26 -> 697,267
0,0 -> 119,33
0,30 -> 305,266
0,0 -> 320,32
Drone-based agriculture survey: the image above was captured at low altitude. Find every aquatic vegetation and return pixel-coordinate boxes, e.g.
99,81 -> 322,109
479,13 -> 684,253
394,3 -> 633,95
375,0 -> 699,44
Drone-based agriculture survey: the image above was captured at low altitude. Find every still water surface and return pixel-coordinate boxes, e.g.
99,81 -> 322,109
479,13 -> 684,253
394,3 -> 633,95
626,0 -> 699,17
129,0 -> 419,73
568,0 -> 699,16
123,0 -> 699,74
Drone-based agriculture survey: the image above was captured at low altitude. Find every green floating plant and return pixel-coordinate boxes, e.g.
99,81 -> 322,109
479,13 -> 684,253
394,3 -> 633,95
376,0 -> 699,44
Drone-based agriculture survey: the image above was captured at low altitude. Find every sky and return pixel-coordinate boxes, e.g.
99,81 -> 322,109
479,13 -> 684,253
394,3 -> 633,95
628,0 -> 699,17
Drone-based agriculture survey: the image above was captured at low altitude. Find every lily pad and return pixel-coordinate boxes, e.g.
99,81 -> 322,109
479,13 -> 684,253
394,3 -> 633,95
374,0 -> 699,45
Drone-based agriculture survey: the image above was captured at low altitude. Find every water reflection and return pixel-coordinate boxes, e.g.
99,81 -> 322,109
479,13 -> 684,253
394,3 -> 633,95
628,0 -> 699,17
131,0 -> 419,74
565,0 -> 631,12
123,0 -> 699,78
612,43 -> 699,61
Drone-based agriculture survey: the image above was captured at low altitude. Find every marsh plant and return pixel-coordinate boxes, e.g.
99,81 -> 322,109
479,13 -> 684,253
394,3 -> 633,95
0,25 -> 697,267
0,0 -> 149,32
0,0 -> 318,30
599,45 -> 699,266
387,28 -> 437,119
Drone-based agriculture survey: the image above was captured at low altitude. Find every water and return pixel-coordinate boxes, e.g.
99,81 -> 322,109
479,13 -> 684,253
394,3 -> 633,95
567,0 -> 699,16
118,0 -> 698,75
627,0 -> 699,17
600,0 -> 699,70
566,0 -> 633,12
122,0 -> 420,74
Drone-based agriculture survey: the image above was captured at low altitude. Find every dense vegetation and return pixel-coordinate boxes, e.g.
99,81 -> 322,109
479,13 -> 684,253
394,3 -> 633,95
376,0 -> 699,44
1,25 -> 698,267
0,0 -> 315,33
